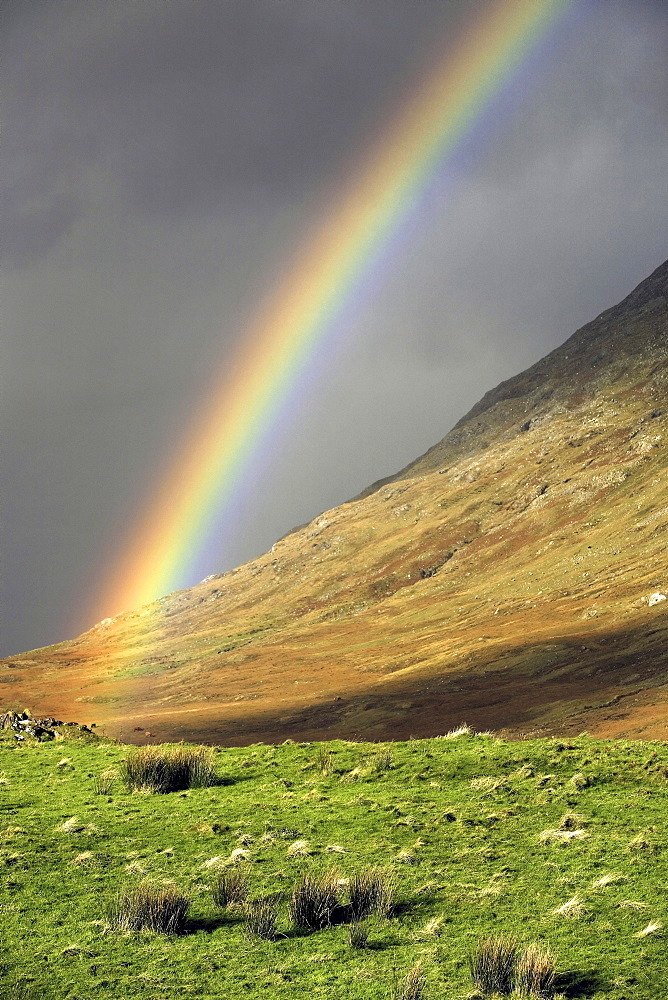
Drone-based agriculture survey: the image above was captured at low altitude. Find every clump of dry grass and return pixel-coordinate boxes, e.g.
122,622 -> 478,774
394,815 -> 416,828
316,745 -> 334,775
591,873 -> 623,889
515,942 -> 556,997
394,961 -> 426,1000
243,900 -> 278,940
539,826 -> 588,844
348,920 -> 369,949
212,867 -> 249,910
469,935 -> 519,996
57,816 -> 86,833
470,776 -> 508,795
71,851 -> 97,867
108,881 -> 190,935
289,869 -> 341,930
340,766 -> 368,783
635,921 -> 663,938
348,865 -> 395,919
552,895 -> 585,918
568,772 -> 591,790
439,724 -> 473,739
228,847 -> 251,864
201,855 -> 225,870
373,746 -> 395,771
286,839 -> 310,857
469,936 -> 556,997
121,745 -> 216,793
415,916 -> 444,938
557,811 -> 586,830
627,831 -> 656,853
93,769 -> 117,795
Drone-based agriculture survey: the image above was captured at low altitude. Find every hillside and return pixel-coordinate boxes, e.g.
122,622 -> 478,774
3,260 -> 667,744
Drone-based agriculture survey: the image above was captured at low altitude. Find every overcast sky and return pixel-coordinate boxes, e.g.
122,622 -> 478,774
2,0 -> 667,657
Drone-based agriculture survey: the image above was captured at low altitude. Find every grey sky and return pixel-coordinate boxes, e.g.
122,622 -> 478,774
2,0 -> 667,656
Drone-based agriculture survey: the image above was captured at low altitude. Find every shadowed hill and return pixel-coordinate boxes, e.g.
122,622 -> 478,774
3,260 -> 667,744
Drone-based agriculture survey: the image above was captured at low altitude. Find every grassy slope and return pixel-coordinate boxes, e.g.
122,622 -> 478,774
3,728 -> 668,999
3,263 -> 667,743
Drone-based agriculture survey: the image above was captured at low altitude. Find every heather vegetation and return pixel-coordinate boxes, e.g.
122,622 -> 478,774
2,726 -> 668,998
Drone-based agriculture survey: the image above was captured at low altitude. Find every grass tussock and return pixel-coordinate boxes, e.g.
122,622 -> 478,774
470,776 -> 508,795
416,916 -> 444,938
557,811 -> 586,830
348,920 -> 369,949
469,936 -> 555,997
57,816 -> 86,833
289,869 -> 341,930
108,881 -> 190,935
395,961 -> 426,1000
348,865 -> 395,919
552,895 -> 585,918
228,847 -> 251,864
635,920 -> 662,938
469,935 -> 519,996
93,769 -> 117,795
626,831 -> 656,853
568,772 -> 591,790
243,900 -> 278,940
514,942 -> 556,997
286,839 -> 310,857
212,867 -> 249,909
591,873 -> 623,889
440,724 -> 473,740
71,850 -> 96,867
373,746 -> 394,771
316,744 -> 334,774
539,827 -> 588,844
121,745 -> 217,793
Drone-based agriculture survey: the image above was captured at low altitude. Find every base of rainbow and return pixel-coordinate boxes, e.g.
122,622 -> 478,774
89,0 -> 574,625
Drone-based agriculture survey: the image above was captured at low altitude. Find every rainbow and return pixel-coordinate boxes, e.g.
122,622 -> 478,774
91,0 -> 573,624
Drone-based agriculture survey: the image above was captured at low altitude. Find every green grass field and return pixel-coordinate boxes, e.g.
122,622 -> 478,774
2,726 -> 668,999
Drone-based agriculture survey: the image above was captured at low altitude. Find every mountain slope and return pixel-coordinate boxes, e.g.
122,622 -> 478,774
4,261 -> 667,744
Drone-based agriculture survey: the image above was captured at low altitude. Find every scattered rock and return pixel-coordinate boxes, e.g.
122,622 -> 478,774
0,710 -> 88,742
648,592 -> 666,606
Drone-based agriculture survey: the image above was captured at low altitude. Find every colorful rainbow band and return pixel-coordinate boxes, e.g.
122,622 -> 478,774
90,0 -> 573,624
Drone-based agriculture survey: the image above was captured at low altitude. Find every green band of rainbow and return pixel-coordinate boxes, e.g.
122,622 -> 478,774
91,0 -> 573,624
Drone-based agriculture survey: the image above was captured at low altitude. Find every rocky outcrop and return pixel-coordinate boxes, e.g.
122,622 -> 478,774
0,710 -> 95,742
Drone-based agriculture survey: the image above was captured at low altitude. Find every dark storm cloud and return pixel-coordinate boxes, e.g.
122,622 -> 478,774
1,0 -> 475,264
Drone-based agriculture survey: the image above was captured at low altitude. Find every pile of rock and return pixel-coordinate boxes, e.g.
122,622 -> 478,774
0,710 -> 95,742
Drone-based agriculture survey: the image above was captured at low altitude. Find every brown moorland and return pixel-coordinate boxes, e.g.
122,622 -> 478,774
3,260 -> 667,744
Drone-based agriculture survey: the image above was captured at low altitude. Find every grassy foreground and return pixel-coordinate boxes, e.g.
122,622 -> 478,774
1,726 -> 668,999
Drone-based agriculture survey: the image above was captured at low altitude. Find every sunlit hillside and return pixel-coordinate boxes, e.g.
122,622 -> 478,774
3,261 -> 667,745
